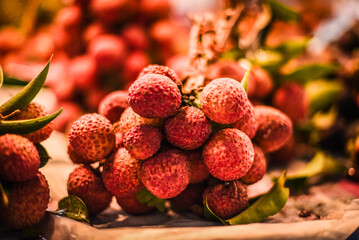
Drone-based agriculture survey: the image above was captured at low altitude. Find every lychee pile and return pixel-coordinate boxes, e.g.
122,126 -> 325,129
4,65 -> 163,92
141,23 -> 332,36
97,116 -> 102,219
66,64 -> 293,220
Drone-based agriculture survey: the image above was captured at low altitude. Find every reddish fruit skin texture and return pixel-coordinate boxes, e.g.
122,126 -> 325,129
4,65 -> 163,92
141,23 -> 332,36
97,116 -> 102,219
67,144 -> 95,164
203,128 -> 254,181
165,106 -> 212,150
203,180 -> 248,219
10,102 -> 54,143
241,145 -> 267,184
273,82 -> 309,124
114,107 -> 164,135
270,136 -> 296,165
69,113 -> 116,161
251,66 -> 273,99
115,189 -> 154,214
0,172 -> 50,229
128,74 -> 182,118
102,148 -> 143,196
98,90 -> 128,123
123,124 -> 163,160
67,165 -> 112,215
141,148 -> 191,199
254,106 -> 293,152
186,150 -> 209,183
138,65 -> 180,85
171,183 -> 205,212
233,101 -> 258,139
200,78 -> 249,124
0,134 -> 40,182
69,55 -> 97,90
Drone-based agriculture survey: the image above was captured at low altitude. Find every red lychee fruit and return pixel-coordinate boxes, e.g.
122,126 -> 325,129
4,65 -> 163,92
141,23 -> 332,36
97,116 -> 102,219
122,51 -> 150,83
0,172 -> 50,229
200,78 -> 249,124
138,64 -> 180,85
203,128 -> 254,181
170,183 -> 205,212
53,101 -> 83,132
68,113 -> 116,161
128,74 -> 182,118
0,134 -> 40,182
254,105 -> 293,152
122,25 -> 149,50
241,145 -> 267,184
203,180 -> 248,219
273,82 -> 309,124
140,0 -> 171,19
165,54 -> 190,80
90,0 -> 133,25
269,135 -> 296,165
206,60 -> 252,83
186,149 -> 209,184
54,6 -> 82,34
115,189 -> 154,215
123,124 -> 163,160
88,34 -> 127,72
114,107 -> 164,136
83,22 -> 107,45
98,90 -> 128,123
0,27 -> 25,54
165,106 -> 211,150
10,102 -> 54,143
250,66 -> 273,99
141,148 -> 191,199
68,55 -> 98,90
67,165 -> 113,215
67,144 -> 94,164
232,101 -> 258,139
102,148 -> 143,196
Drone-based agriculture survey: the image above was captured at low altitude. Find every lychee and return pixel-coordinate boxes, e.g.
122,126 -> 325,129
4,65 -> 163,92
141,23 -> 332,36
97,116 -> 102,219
98,90 -> 128,123
0,134 -> 40,182
241,145 -> 267,184
128,74 -> 182,118
269,136 -> 296,165
68,55 -> 98,90
53,101 -> 83,132
115,189 -> 154,215
165,106 -> 212,150
186,149 -> 209,184
170,183 -> 205,212
232,101 -> 258,139
102,148 -> 143,196
203,128 -> 254,181
250,66 -> 273,99
67,165 -> 113,215
203,180 -> 248,219
138,64 -> 180,85
254,105 -> 293,152
0,172 -> 50,229
122,25 -> 149,50
68,113 -> 116,161
67,144 -> 94,164
123,124 -> 163,160
10,102 -> 54,143
141,148 -> 191,199
122,51 -> 150,83
200,78 -> 249,124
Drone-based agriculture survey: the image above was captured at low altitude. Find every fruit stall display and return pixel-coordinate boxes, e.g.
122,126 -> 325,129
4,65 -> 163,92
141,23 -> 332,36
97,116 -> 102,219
1,0 -> 359,239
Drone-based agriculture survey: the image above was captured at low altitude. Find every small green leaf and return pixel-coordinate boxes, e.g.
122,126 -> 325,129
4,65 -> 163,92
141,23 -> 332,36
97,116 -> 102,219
0,181 -> 9,207
0,108 -> 63,135
3,75 -> 29,86
0,56 -> 52,115
136,188 -> 166,212
265,0 -> 300,22
283,64 -> 339,84
56,195 -> 90,223
35,143 -> 51,168
254,49 -> 283,73
241,68 -> 250,93
226,171 -> 289,225
0,65 -> 3,88
273,38 -> 309,60
204,196 -> 228,225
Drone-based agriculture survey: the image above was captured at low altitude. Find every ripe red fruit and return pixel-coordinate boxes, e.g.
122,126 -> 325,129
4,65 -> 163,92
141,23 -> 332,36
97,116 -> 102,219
138,64 -> 180,85
241,145 -> 267,184
186,149 -> 209,184
98,90 -> 128,123
232,101 -> 258,139
68,55 -> 98,90
115,189 -> 154,215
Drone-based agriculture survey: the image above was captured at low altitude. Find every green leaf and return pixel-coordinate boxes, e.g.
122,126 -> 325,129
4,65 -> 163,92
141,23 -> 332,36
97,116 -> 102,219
283,64 -> 339,84
265,0 -> 300,22
226,171 -> 289,224
136,188 -> 166,213
3,75 -> 29,86
35,143 -> 51,168
253,49 -> 284,73
204,196 -> 228,225
241,68 -> 250,93
0,65 -> 3,88
272,38 -> 309,60
56,195 -> 90,223
0,56 -> 52,115
0,181 -> 9,207
0,108 -> 63,135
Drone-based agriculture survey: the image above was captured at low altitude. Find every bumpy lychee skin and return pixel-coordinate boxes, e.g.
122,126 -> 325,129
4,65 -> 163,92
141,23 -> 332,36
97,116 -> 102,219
241,145 -> 267,184
102,148 -> 143,196
200,78 -> 249,124
0,134 -> 40,182
273,82 -> 309,124
0,172 -> 50,229
203,128 -> 254,181
67,165 -> 113,215
98,90 -> 128,123
10,102 -> 54,143
67,144 -> 94,164
254,106 -> 293,152
128,74 -> 182,118
171,183 -> 205,212
186,149 -> 209,184
233,101 -> 257,139
138,64 -> 180,85
116,189 -> 154,215
203,180 -> 248,219
123,124 -> 163,160
165,106 -> 212,150
141,148 -> 191,199
69,113 -> 116,161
